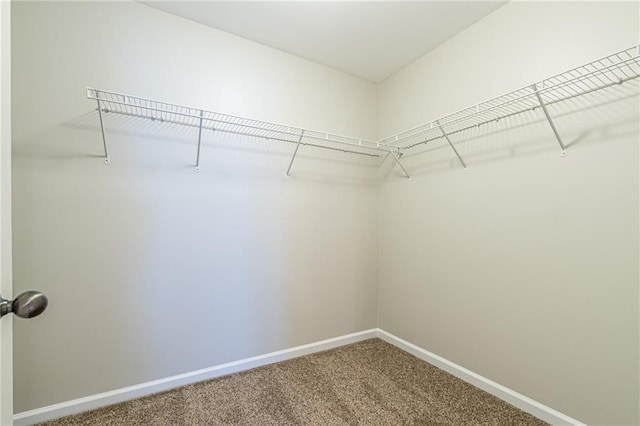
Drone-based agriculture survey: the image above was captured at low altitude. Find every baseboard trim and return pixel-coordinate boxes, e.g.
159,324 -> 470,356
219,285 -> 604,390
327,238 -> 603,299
14,328 -> 585,426
13,329 -> 378,426
376,329 -> 586,426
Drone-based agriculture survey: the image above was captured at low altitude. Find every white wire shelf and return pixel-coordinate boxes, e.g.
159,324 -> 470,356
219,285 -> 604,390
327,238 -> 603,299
379,45 -> 640,169
87,45 -> 639,176
86,87 -> 383,172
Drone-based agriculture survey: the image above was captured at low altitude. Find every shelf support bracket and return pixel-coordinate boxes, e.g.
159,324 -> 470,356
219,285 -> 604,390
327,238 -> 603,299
95,93 -> 110,165
286,130 -> 306,176
436,120 -> 467,172
386,146 -> 410,178
533,84 -> 567,157
195,110 -> 204,171
380,151 -> 390,166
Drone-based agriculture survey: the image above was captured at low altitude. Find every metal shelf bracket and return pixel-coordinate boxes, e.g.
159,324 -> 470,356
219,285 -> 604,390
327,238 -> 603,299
386,146 -> 410,178
435,120 -> 468,171
95,90 -> 110,165
533,84 -> 567,157
286,130 -> 306,176
195,110 -> 204,171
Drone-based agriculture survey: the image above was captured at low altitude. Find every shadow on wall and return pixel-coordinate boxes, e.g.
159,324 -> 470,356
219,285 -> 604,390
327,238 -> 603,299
383,78 -> 639,179
49,107 -> 382,187
22,82 -> 638,186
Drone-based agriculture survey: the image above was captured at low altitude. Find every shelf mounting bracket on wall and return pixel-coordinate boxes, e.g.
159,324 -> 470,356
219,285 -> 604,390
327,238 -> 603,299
95,90 -> 110,165
286,130 -> 306,176
533,83 -> 567,157
195,110 -> 204,171
386,146 -> 410,178
435,120 -> 468,173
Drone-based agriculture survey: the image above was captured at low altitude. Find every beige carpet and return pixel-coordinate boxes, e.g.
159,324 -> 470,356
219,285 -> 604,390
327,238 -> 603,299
41,339 -> 547,425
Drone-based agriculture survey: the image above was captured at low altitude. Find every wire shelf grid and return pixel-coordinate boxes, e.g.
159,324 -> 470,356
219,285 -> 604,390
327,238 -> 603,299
87,45 -> 638,175
86,88 -> 382,157
379,46 -> 640,150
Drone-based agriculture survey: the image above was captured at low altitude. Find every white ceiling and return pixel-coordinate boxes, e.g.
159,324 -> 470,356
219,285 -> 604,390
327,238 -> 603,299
143,1 -> 505,83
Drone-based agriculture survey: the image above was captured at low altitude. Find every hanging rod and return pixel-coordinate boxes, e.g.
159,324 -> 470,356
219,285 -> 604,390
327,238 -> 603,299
378,45 -> 640,167
87,88 -> 384,170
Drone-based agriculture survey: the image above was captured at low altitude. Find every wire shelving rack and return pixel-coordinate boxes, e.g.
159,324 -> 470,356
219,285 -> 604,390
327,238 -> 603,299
87,45 -> 639,177
378,45 -> 640,175
86,88 -> 383,173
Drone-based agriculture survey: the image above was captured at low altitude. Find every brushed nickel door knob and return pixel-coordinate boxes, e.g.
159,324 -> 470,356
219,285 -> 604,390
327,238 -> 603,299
0,291 -> 48,319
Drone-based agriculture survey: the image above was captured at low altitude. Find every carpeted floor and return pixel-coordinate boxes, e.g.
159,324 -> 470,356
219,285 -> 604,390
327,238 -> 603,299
41,339 -> 548,425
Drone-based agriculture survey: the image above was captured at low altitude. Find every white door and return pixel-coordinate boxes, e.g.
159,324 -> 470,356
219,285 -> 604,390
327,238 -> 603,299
0,0 -> 13,424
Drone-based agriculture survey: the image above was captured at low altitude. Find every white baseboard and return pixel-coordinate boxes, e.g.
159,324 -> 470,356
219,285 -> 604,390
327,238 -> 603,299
14,328 -> 585,426
13,329 -> 378,426
376,329 -> 586,426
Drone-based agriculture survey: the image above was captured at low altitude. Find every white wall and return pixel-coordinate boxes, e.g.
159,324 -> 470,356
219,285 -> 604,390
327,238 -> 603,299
13,1 -> 640,424
11,1 -> 379,413
377,2 -> 639,425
